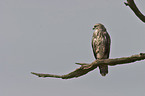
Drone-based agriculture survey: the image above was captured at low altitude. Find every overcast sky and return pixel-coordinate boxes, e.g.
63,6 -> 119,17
0,0 -> 145,96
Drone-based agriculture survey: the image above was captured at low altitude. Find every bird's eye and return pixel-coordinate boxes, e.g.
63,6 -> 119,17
94,25 -> 98,27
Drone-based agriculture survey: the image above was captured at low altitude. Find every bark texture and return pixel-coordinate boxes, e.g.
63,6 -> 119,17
31,53 -> 145,79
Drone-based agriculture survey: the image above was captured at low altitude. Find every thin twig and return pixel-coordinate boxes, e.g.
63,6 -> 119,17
75,63 -> 89,65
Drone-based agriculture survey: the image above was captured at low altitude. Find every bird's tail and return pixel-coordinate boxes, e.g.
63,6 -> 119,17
99,65 -> 108,76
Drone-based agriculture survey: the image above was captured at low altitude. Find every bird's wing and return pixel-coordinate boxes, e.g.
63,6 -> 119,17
103,31 -> 111,58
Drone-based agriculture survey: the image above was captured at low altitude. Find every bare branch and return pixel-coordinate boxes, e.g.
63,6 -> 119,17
75,63 -> 89,65
124,0 -> 145,23
31,53 -> 145,79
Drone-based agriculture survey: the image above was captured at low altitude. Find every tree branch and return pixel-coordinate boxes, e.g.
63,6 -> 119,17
124,0 -> 145,23
31,53 -> 145,79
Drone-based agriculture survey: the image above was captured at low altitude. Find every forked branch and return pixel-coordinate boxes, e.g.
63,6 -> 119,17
31,53 -> 145,79
124,0 -> 145,23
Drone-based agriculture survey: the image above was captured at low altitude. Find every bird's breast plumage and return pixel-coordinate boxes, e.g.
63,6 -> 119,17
92,29 -> 110,59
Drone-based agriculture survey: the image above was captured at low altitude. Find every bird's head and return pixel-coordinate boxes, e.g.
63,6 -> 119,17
93,23 -> 106,30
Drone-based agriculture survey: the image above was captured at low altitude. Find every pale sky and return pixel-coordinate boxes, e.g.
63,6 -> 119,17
0,0 -> 145,96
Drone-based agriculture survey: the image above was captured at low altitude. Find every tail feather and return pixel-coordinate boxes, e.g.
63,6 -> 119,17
99,65 -> 108,76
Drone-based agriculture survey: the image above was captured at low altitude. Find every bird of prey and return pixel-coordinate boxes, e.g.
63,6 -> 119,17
92,23 -> 111,76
